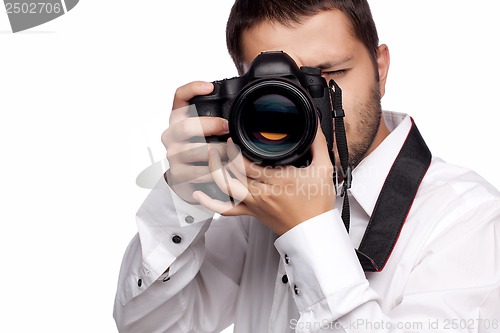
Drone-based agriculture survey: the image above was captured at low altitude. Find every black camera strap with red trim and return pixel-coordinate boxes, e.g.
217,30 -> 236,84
329,81 -> 432,272
356,119 -> 431,271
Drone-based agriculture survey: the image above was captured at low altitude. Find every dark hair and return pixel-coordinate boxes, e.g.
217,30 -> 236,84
226,0 -> 380,74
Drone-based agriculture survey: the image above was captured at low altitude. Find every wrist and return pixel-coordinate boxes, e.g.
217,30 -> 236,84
164,170 -> 198,204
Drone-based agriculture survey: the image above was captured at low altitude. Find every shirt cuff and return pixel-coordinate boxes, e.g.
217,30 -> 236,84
134,178 -> 214,286
274,209 -> 366,312
166,180 -> 215,227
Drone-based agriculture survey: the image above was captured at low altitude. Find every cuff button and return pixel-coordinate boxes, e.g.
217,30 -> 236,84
172,235 -> 182,244
284,254 -> 290,264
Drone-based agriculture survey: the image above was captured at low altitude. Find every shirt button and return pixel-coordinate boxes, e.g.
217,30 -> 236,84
281,274 -> 288,284
284,254 -> 290,264
172,235 -> 182,244
184,215 -> 194,224
294,285 -> 300,296
137,278 -> 142,287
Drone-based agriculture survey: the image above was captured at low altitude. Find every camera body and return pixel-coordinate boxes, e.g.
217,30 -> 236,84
190,51 -> 334,167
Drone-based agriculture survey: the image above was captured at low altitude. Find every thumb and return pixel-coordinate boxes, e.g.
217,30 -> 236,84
310,124 -> 334,167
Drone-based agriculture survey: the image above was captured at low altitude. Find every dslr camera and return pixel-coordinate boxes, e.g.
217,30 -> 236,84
191,51 -> 334,167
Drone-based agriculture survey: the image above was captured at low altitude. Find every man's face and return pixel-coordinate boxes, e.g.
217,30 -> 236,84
241,9 -> 390,168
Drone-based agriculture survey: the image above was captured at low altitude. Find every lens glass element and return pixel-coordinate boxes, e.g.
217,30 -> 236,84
246,94 -> 302,153
230,79 -> 317,165
240,91 -> 308,156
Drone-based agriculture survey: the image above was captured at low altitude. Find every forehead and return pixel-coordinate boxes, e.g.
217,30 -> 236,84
241,9 -> 360,70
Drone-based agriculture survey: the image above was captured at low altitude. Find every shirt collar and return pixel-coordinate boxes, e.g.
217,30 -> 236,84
347,111 -> 412,217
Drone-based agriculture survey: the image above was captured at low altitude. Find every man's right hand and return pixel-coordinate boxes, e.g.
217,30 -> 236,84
161,81 -> 229,203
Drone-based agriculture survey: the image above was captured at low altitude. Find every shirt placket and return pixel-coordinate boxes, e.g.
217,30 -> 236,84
268,255 -> 296,332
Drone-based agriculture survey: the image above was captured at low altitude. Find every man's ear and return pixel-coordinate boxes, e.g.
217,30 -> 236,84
377,44 -> 390,97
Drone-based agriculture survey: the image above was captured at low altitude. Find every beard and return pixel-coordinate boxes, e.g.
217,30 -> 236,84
334,83 -> 382,170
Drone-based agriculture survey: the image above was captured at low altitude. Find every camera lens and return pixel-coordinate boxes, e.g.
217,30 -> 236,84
229,79 -> 317,166
246,93 -> 300,152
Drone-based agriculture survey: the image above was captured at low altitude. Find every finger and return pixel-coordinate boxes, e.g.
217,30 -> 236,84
168,165 -> 215,184
167,142 -> 228,164
193,190 -> 252,216
226,138 -> 270,181
226,138 -> 302,183
224,159 -> 270,200
168,105 -> 191,125
225,158 -> 248,186
162,117 -> 229,146
225,141 -> 250,184
208,148 -> 250,202
172,81 -> 214,111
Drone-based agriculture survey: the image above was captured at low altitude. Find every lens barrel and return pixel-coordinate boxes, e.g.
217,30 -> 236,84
229,79 -> 318,166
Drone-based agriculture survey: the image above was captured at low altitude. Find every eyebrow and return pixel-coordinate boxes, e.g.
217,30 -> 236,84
315,57 -> 353,70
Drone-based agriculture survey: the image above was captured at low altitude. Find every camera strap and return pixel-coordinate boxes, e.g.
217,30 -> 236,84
356,119 -> 431,271
329,80 -> 352,231
328,80 -> 432,272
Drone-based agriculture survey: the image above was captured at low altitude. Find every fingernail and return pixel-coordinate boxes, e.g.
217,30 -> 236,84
222,120 -> 229,133
201,82 -> 213,91
192,192 -> 200,202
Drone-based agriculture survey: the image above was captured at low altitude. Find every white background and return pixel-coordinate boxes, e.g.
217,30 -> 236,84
1,1 -> 499,332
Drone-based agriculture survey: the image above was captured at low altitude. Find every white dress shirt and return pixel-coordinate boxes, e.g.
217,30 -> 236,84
114,111 -> 500,333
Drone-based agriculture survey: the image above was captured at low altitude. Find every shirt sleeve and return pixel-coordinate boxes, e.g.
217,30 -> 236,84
274,204 -> 500,333
274,209 -> 380,330
113,178 -> 249,333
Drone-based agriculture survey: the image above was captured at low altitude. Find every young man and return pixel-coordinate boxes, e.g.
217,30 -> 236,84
114,1 -> 500,332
